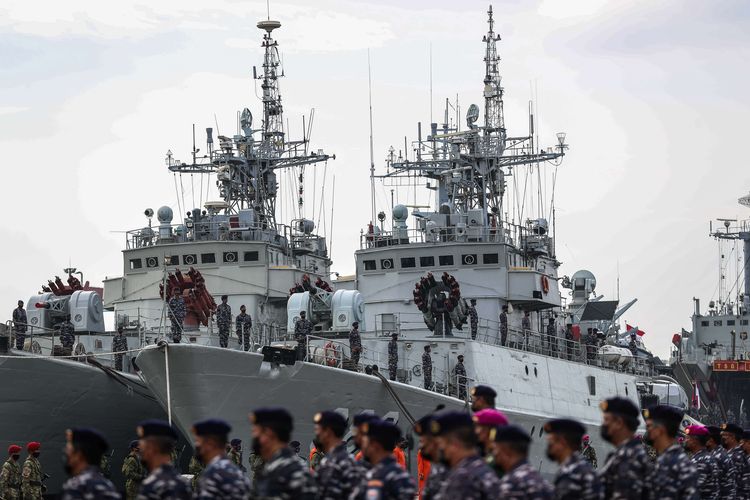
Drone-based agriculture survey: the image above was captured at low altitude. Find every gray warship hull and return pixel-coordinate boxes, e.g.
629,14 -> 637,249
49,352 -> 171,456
0,352 -> 169,494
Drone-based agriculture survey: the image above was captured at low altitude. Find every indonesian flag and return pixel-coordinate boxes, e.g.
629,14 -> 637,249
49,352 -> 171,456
626,324 -> 646,337
692,382 -> 701,409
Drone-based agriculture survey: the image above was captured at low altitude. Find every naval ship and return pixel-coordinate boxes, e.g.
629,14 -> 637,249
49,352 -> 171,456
670,193 -> 750,426
132,6 -> 688,477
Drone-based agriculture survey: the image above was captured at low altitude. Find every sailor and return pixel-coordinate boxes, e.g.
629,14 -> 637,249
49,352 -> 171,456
228,439 -> 246,472
61,428 -> 119,499
388,333 -> 399,381
100,452 -> 112,479
628,333 -> 638,356
349,321 -> 362,368
123,440 -> 144,500
521,310 -> 531,349
468,299 -> 478,340
581,435 -> 597,468
499,304 -> 508,346
191,418 -> 251,498
136,419 -> 191,499
413,414 -> 446,500
187,451 -> 203,492
236,305 -> 253,351
721,423 -> 750,498
706,425 -> 737,500
313,410 -> 364,500
59,314 -> 76,356
11,300 -> 26,350
545,316 -> 556,355
684,425 -> 719,500
112,326 -> 128,371
544,418 -> 602,500
470,385 -> 496,412
249,407 -> 316,499
643,405 -> 698,500
491,425 -> 554,498
352,412 -> 377,469
598,397 -> 653,499
350,418 -> 416,500
294,311 -> 312,361
0,445 -> 22,499
422,345 -> 433,390
21,442 -> 43,500
215,295 -> 232,348
167,288 -> 186,343
454,355 -> 467,400
472,409 -> 508,474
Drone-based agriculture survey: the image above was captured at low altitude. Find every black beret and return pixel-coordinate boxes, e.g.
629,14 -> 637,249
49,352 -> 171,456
413,414 -> 434,436
430,411 -> 473,436
67,428 -> 109,454
543,419 -> 586,436
353,412 -> 377,427
722,423 -> 744,437
491,424 -> 531,444
706,425 -> 721,439
599,397 -> 639,419
289,440 -> 301,448
129,440 -> 139,449
742,429 -> 750,440
471,385 -> 497,399
137,420 -> 178,441
642,405 -> 683,427
192,418 -> 231,437
250,408 -> 293,432
314,411 -> 347,430
230,439 -> 242,446
364,419 -> 401,449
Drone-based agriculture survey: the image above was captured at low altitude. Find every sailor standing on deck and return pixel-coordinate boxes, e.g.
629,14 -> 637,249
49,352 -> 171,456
684,425 -> 719,500
191,418 -> 251,499
422,345 -> 433,390
112,327 -> 128,371
168,288 -> 186,343
294,311 -> 312,361
499,304 -> 508,346
349,322 -> 362,368
136,419 -> 191,499
468,299 -> 478,340
388,333 -> 399,381
521,310 -> 531,349
706,425 -> 736,500
236,305 -> 252,351
312,410 -> 364,500
59,314 -> 75,356
11,300 -> 26,350
215,295 -> 232,348
61,428 -> 119,499
454,355 -> 467,400
544,418 -> 601,500
0,445 -> 22,499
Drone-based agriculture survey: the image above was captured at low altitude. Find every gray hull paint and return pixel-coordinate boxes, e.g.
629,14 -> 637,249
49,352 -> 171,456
135,344 -> 611,477
0,353 -> 169,493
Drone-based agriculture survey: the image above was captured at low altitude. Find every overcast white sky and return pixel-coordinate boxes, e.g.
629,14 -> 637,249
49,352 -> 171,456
2,0 -> 748,358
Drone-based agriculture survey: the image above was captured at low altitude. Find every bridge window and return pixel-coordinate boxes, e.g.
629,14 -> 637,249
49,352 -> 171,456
742,320 -> 749,326
223,251 -> 238,263
364,260 -> 376,271
381,258 -> 394,270
483,253 -> 499,264
420,256 -> 435,267
201,253 -> 216,264
182,254 -> 197,265
701,321 -> 709,327
243,251 -> 259,262
401,257 -> 416,268
438,255 -> 454,266
129,259 -> 142,270
146,257 -> 159,268
728,320 -> 736,326
462,254 -> 477,265
166,256 -> 179,266
714,320 -> 723,327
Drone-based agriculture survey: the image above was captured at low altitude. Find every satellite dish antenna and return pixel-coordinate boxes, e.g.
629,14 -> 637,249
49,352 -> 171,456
240,108 -> 253,136
466,104 -> 480,128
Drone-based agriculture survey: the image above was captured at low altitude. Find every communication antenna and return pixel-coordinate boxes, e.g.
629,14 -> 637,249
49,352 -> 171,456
368,49 -> 376,227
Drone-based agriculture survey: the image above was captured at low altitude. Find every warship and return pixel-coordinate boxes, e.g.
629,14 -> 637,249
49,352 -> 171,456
132,6 -> 689,478
670,193 -> 750,426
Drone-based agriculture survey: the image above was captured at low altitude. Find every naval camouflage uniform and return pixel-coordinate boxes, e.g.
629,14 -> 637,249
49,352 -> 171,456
422,462 -> 447,500
112,334 -> 128,370
61,466 -> 119,500
545,321 -> 557,354
236,312 -> 252,351
728,445 -> 750,499
215,302 -> 232,348
651,443 -> 698,500
598,437 -> 653,500
422,351 -> 433,390
188,455 -> 203,492
388,338 -> 399,381
59,320 -> 75,355
349,326 -> 362,367
710,445 -> 737,500
469,305 -> 478,340
12,306 -> 26,350
21,455 -> 43,500
228,448 -> 244,470
498,460 -> 553,499
553,452 -> 602,500
581,443 -> 597,469
0,457 -> 21,499
253,447 -> 316,500
314,442 -> 364,500
499,311 -> 508,346
136,464 -> 191,500
691,448 -> 719,500
294,318 -> 312,361
453,361 -> 467,400
196,456 -> 251,499
168,295 -> 186,343
434,454 -> 502,500
521,315 -> 531,348
350,456 -> 416,500
122,451 -> 145,500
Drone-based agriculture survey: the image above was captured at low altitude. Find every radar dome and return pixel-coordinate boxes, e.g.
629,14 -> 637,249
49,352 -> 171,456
157,206 -> 174,223
393,204 -> 408,222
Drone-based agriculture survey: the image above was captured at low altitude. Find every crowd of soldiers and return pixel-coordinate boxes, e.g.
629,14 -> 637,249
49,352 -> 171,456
166,293 -> 253,350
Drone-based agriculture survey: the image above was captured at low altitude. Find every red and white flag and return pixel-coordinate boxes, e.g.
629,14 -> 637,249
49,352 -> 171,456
692,382 -> 701,409
626,324 -> 646,337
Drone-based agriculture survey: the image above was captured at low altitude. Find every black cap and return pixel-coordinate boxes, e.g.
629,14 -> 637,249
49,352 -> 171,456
457,354 -> 464,361
502,305 -> 508,310
491,424 -> 531,444
230,439 -> 242,447
353,412 -> 377,427
430,411 -> 473,436
137,419 -> 178,441
314,411 -> 348,434
129,440 -> 139,449
192,418 -> 231,437
471,385 -> 497,399
67,428 -> 109,454
251,408 -> 293,432
722,423 -> 744,437
391,333 -> 398,338
642,405 -> 683,427
413,414 -> 434,436
706,425 -> 721,440
543,419 -> 586,437
352,321 -> 359,327
364,419 -> 401,449
599,397 -> 639,419
470,299 -> 476,304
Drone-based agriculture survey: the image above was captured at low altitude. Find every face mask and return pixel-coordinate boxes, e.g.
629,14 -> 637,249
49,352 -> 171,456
545,446 -> 556,461
251,438 -> 262,456
600,425 -> 613,444
643,433 -> 654,447
11,455 -> 19,462
477,442 -> 486,456
312,438 -> 323,451
437,448 -> 450,467
62,453 -> 72,476
33,452 -> 40,459
420,446 -> 433,462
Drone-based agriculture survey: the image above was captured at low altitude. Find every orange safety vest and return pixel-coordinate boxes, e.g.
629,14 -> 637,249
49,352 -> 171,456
355,448 -> 406,469
417,450 -> 431,499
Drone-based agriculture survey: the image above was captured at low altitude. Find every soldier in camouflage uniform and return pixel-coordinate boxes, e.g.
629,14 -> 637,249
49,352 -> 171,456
544,418 -> 602,500
643,405 -> 698,499
215,295 -> 232,348
723,423 -> 750,498
706,425 -> 737,500
59,314 -> 76,355
294,311 -> 312,361
598,397 -> 653,500
187,452 -> 203,491
312,410 -> 364,500
21,442 -> 43,500
454,355 -> 468,400
499,304 -> 508,346
468,299 -> 478,340
521,310 -> 531,349
684,425 -> 719,500
387,333 -> 399,381
11,300 -> 26,351
100,452 -> 112,479
581,435 -> 597,468
228,439 -> 247,473
112,326 -> 128,371
422,345 -> 433,390
167,289 -> 186,343
490,425 -> 553,499
123,440 -> 144,500
0,445 -> 22,499
136,419 -> 191,499
350,418 -> 415,500
249,408 -> 316,499
235,305 -> 253,351
61,428 -> 120,499
191,418 -> 251,499
248,451 -> 264,488
349,322 -> 362,368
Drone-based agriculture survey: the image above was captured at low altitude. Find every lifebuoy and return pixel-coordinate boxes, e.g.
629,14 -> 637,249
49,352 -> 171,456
541,275 -> 550,294
324,341 -> 338,367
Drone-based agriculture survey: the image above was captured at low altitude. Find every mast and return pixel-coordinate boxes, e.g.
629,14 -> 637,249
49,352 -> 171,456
482,4 -> 506,156
368,50 -> 376,227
